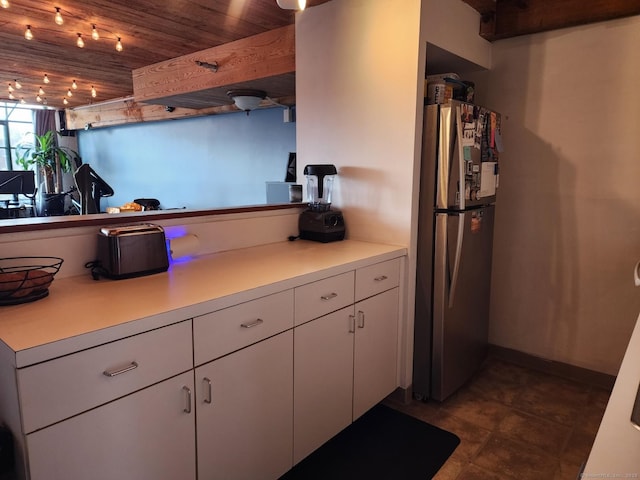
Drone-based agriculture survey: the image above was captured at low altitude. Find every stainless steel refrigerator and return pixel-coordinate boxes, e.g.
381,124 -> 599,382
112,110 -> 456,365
413,100 -> 502,402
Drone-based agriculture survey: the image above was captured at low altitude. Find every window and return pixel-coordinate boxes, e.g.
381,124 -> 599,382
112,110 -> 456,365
0,102 -> 36,170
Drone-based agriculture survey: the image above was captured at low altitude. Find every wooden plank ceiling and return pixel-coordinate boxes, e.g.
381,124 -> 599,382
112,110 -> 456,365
463,0 -> 640,41
2,0 -> 639,111
0,0 -> 329,110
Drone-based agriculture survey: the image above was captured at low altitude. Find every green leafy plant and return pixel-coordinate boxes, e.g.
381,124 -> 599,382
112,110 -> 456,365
16,131 -> 79,194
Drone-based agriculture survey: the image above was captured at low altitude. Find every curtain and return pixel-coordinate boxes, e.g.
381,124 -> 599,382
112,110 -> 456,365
34,109 -> 57,139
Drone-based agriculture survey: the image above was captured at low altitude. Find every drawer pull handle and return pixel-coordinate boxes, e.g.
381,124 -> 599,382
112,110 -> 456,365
241,318 -> 264,329
183,386 -> 192,414
203,377 -> 212,404
103,361 -> 138,377
321,292 -> 338,301
357,310 -> 365,329
374,275 -> 388,282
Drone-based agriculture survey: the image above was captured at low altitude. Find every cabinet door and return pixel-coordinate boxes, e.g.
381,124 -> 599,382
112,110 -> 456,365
26,371 -> 196,480
196,331 -> 293,480
293,306 -> 354,464
353,288 -> 399,420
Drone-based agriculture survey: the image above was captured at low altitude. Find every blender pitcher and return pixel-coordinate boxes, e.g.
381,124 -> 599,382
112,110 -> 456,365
304,164 -> 337,211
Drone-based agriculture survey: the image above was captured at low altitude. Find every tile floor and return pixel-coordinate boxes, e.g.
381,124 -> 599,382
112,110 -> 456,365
385,355 -> 611,480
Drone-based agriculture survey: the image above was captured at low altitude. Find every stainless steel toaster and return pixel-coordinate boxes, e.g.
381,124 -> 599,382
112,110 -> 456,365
97,224 -> 169,279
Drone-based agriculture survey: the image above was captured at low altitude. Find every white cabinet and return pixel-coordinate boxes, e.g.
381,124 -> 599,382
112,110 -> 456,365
26,371 -> 196,480
195,331 -> 294,480
293,306 -> 355,464
293,259 -> 400,464
353,287 -> 400,419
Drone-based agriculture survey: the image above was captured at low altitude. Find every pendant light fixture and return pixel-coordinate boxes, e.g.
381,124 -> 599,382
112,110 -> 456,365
14,80 -> 21,89
276,0 -> 306,10
1,0 -> 9,8
91,86 -> 97,98
24,25 -> 33,40
54,7 -> 63,25
67,89 -> 73,97
7,84 -> 13,93
76,33 -> 85,48
38,86 -> 45,95
72,80 -> 78,90
8,92 -> 14,100
91,24 -> 99,40
115,37 -> 123,52
43,74 -> 50,84
63,97 -> 68,105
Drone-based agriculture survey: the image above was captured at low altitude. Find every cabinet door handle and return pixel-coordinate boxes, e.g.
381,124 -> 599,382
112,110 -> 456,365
203,377 -> 212,404
374,275 -> 388,282
321,292 -> 338,301
348,314 -> 356,333
103,361 -> 138,377
240,318 -> 264,328
357,310 -> 365,329
182,386 -> 192,414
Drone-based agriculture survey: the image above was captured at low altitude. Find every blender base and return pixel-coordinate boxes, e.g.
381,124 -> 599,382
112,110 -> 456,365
298,209 -> 346,243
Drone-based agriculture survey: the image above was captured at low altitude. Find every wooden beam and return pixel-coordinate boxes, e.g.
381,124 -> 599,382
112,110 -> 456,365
482,0 -> 640,41
132,24 -> 295,109
65,95 -> 296,130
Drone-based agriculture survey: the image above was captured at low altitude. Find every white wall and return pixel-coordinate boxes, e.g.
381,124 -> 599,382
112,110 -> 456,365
467,16 -> 640,375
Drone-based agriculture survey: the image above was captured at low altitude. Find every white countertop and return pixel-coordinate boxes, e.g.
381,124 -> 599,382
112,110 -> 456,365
0,240 -> 406,367
583,312 -> 640,477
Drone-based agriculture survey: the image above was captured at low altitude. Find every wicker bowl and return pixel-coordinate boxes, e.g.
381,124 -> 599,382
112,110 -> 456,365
0,257 -> 64,306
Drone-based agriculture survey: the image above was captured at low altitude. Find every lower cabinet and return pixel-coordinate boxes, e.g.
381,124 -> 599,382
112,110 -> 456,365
26,371 -> 196,480
293,287 -> 399,464
195,330 -> 294,480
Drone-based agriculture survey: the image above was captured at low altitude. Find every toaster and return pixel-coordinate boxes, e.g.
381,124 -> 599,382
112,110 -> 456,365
97,224 -> 169,279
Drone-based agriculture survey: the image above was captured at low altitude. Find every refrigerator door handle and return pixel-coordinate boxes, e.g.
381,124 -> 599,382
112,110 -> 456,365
448,212 -> 465,308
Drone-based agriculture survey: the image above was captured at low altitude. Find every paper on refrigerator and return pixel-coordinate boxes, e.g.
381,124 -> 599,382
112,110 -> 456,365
478,162 -> 497,198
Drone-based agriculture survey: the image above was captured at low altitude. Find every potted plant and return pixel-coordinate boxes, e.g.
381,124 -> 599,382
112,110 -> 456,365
16,131 -> 79,216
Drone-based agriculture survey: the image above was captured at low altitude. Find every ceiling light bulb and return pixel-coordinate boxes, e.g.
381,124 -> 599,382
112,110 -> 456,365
54,7 -> 63,25
8,92 -> 14,100
91,24 -> 99,40
76,33 -> 85,48
63,97 -> 68,105
36,95 -> 42,103
20,98 -> 25,104
43,74 -> 50,84
72,80 -> 78,89
67,89 -> 73,97
1,0 -> 9,9
14,80 -> 21,89
91,86 -> 97,98
42,98 -> 47,105
276,0 -> 306,10
7,84 -> 13,92
38,86 -> 45,95
24,25 -> 33,40
115,37 -> 123,52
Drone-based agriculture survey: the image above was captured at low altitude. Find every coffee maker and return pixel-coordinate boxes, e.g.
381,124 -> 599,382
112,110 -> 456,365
298,164 -> 346,243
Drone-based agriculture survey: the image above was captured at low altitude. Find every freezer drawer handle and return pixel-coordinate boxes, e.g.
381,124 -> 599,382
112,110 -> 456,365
203,377 -> 213,404
321,292 -> 338,301
448,213 -> 465,308
240,318 -> 264,329
103,361 -> 138,377
374,275 -> 388,282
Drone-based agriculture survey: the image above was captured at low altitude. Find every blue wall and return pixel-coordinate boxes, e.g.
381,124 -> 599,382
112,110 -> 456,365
77,108 -> 296,210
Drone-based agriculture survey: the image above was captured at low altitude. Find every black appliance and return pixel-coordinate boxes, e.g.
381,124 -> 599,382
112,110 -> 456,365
298,164 -> 345,243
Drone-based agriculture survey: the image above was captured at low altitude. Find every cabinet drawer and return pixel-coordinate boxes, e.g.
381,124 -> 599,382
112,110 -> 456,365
295,271 -> 355,326
193,289 -> 293,366
18,320 -> 193,434
355,258 -> 401,301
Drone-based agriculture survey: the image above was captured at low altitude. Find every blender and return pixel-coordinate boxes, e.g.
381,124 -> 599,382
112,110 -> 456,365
298,164 -> 346,242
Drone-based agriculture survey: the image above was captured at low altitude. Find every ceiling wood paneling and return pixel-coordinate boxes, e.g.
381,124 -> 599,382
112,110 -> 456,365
0,0 -> 329,110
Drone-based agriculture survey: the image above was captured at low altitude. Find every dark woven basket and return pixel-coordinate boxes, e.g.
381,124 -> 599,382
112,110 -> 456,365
0,257 -> 64,306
